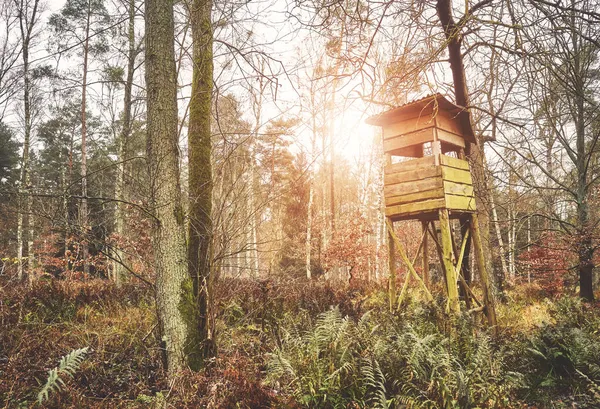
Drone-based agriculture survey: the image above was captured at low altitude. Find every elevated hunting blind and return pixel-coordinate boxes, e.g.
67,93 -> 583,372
367,94 -> 497,329
366,93 -> 477,221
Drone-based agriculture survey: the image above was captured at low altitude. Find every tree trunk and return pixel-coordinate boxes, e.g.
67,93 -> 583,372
187,0 -> 214,368
572,23 -> 594,302
145,0 -> 191,376
80,1 -> 91,276
436,0 -> 495,293
113,0 -> 136,286
62,148 -> 70,273
248,148 -> 259,276
306,128 -> 316,280
66,131 -> 75,273
17,0 -> 40,284
489,191 -> 509,282
248,71 -> 265,278
21,50 -> 32,282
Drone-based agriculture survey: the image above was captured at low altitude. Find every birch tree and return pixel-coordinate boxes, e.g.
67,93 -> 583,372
15,0 -> 42,283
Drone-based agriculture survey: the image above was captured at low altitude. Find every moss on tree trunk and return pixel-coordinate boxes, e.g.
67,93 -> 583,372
186,0 -> 214,369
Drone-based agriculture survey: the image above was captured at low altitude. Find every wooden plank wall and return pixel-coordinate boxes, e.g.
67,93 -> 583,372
384,155 -> 476,219
382,114 -> 436,157
440,155 -> 476,212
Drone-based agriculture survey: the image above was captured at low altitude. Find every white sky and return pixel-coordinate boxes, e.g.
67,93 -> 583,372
19,0 -> 404,168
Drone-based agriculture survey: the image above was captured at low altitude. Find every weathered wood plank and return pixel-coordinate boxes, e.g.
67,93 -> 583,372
441,166 -> 472,184
383,116 -> 436,139
440,155 -> 469,170
443,181 -> 474,196
383,127 -> 434,154
437,128 -> 466,148
385,165 -> 441,185
435,110 -> 464,136
385,156 -> 435,174
385,198 -> 446,217
372,104 -> 435,127
384,177 -> 443,197
390,145 -> 424,158
445,194 -> 476,211
385,188 -> 445,206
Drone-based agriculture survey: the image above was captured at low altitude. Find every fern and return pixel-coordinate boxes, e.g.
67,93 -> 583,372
575,369 -> 600,403
362,355 -> 389,409
37,347 -> 90,404
268,307 -> 521,408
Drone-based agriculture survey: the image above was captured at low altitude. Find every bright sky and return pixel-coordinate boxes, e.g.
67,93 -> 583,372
36,0 -> 381,167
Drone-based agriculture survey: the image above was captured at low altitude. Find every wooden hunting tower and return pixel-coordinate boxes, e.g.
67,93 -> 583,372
367,94 -> 497,328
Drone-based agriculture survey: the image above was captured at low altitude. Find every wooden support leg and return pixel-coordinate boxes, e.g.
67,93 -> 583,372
459,215 -> 472,285
421,221 -> 429,289
439,209 -> 460,314
470,213 -> 498,332
427,222 -> 448,289
430,222 -> 483,309
455,228 -> 472,310
387,218 -> 396,312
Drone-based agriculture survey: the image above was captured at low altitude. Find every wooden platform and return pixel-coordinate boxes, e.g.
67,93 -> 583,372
384,155 -> 475,221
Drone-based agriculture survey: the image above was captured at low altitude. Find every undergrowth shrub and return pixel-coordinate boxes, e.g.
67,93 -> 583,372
2,276 -> 599,408
0,279 -> 151,325
514,296 -> 600,407
268,307 -> 523,408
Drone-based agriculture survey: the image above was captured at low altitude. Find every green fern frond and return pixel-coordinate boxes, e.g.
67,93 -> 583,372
575,369 -> 600,403
37,347 -> 90,405
362,356 -> 389,409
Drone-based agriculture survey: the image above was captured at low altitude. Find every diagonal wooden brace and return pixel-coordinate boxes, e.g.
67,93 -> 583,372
386,219 -> 434,304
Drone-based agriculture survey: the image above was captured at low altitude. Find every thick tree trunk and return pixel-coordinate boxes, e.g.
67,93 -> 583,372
436,0 -> 495,292
572,27 -> 594,302
145,0 -> 191,376
187,0 -> 214,368
113,0 -> 136,286
577,182 -> 594,301
576,105 -> 594,301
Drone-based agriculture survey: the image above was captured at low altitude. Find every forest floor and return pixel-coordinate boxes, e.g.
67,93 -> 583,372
1,277 -> 599,408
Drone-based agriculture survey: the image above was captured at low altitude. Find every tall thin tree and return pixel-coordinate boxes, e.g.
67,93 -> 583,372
16,0 -> 41,284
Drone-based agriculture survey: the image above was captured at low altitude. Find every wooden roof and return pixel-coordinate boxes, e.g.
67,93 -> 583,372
366,93 -> 476,144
